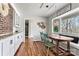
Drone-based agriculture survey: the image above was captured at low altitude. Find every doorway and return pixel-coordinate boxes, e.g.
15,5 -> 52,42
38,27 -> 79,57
25,20 -> 29,38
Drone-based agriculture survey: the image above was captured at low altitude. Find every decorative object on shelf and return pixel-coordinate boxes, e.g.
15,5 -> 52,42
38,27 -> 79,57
15,24 -> 20,28
37,22 -> 46,29
0,3 -> 9,16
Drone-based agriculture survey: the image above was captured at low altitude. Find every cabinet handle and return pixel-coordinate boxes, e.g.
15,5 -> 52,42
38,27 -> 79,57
18,36 -> 19,39
10,40 -> 13,44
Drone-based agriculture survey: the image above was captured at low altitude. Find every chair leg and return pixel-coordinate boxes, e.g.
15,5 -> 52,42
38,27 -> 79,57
46,47 -> 49,56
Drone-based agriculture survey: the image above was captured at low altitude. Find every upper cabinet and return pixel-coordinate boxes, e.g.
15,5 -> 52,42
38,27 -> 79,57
14,12 -> 20,27
2,32 -> 23,56
13,12 -> 21,33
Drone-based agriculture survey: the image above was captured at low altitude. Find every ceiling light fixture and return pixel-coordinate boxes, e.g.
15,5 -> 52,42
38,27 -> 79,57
46,5 -> 49,8
40,3 -> 55,9
40,3 -> 43,8
49,4 -> 55,9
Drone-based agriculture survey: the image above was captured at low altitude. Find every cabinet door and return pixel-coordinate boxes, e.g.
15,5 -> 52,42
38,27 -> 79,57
14,34 -> 21,53
22,32 -> 24,42
0,43 -> 2,56
9,37 -> 14,56
14,33 -> 24,54
19,33 -> 23,43
3,38 -> 10,56
3,37 -> 14,56
14,35 -> 17,53
14,35 -> 19,53
21,32 -> 25,42
17,35 -> 21,47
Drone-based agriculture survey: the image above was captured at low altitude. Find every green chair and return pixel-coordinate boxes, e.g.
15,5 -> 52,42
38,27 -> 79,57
43,33 -> 54,56
40,32 -> 44,42
40,32 -> 49,42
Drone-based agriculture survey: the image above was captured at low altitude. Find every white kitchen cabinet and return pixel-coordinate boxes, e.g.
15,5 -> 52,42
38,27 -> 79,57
14,35 -> 18,53
3,36 -> 14,56
14,34 -> 21,53
9,37 -> 15,56
0,42 -> 2,56
1,32 -> 24,56
20,32 -> 24,43
3,38 -> 11,56
14,32 -> 24,54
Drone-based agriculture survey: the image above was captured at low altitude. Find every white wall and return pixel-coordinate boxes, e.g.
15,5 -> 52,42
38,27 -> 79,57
25,16 -> 48,41
47,16 -> 53,35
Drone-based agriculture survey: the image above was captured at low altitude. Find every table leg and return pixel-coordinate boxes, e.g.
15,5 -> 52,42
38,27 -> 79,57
67,41 -> 70,55
56,40 -> 59,56
52,40 -> 53,43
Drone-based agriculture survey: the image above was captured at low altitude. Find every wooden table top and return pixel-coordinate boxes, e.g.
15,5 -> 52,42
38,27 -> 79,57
49,34 -> 74,41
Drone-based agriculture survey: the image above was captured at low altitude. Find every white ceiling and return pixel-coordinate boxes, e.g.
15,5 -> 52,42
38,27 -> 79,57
14,3 -> 68,18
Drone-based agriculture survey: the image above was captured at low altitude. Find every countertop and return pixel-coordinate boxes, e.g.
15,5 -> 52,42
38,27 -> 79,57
0,32 -> 22,39
53,32 -> 79,37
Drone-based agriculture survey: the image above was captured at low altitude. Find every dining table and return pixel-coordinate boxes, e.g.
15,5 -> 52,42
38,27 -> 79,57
49,34 -> 74,56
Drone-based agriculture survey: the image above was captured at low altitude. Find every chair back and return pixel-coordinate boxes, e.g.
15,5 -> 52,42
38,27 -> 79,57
40,32 -> 44,42
43,33 -> 49,43
40,32 -> 48,42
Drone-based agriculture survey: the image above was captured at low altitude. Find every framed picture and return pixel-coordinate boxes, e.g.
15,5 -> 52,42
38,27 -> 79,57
53,19 -> 60,32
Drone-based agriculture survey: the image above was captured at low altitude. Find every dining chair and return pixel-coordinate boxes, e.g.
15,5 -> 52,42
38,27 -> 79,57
43,33 -> 54,56
40,32 -> 44,42
40,32 -> 50,42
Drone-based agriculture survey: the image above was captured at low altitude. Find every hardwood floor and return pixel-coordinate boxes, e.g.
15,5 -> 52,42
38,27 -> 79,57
15,38 -> 74,56
15,38 -> 55,56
